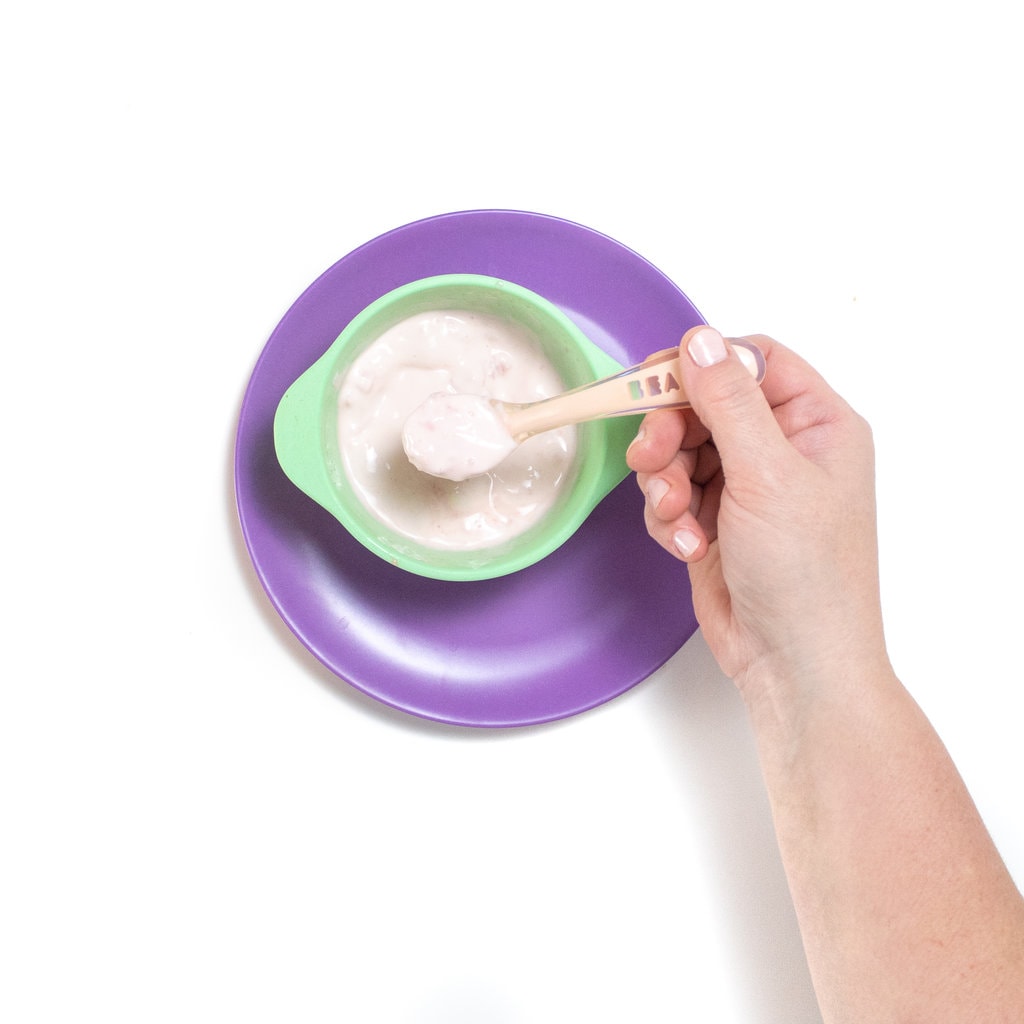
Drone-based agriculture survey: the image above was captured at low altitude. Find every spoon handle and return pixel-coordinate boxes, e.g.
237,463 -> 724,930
504,340 -> 766,440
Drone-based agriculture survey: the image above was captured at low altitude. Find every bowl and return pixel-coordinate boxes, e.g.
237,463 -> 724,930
272,273 -> 640,581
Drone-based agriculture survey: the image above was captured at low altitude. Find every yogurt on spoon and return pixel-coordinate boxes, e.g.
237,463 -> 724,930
402,392 -> 517,482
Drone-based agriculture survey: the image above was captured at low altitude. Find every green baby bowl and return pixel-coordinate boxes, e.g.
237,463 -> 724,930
273,274 -> 640,581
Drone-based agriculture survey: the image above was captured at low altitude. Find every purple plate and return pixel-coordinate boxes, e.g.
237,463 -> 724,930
234,210 -> 703,727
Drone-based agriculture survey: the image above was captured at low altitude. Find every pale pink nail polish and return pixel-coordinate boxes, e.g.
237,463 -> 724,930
628,426 -> 646,449
673,528 -> 700,558
647,478 -> 669,509
687,327 -> 728,368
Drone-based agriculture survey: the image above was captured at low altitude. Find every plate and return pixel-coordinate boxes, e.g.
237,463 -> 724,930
234,210 -> 703,727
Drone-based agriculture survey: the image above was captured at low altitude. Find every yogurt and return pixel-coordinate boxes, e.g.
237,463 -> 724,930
402,392 -> 517,482
336,309 -> 576,551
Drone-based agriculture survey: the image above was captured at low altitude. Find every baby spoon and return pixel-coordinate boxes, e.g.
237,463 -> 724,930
403,339 -> 766,482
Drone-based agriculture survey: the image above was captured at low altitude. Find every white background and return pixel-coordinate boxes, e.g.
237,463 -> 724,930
3,2 -> 1021,1021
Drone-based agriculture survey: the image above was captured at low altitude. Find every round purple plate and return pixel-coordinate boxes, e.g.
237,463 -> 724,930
234,210 -> 703,727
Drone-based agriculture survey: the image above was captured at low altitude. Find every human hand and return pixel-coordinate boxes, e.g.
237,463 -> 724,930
626,326 -> 888,697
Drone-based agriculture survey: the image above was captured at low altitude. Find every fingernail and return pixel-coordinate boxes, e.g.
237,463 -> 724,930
673,528 -> 700,558
647,478 -> 669,509
687,326 -> 728,368
628,426 -> 646,449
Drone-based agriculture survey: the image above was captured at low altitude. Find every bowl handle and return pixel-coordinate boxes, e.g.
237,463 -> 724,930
273,357 -> 337,511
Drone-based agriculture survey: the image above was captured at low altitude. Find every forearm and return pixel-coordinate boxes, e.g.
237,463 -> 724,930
742,659 -> 1024,1023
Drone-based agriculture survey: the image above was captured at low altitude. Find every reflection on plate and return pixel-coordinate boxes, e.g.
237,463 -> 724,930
234,210 -> 703,727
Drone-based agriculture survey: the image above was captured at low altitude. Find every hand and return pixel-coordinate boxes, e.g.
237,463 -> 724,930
626,326 -> 887,695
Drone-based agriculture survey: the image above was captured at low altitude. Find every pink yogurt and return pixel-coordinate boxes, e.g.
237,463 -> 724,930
336,309 -> 576,551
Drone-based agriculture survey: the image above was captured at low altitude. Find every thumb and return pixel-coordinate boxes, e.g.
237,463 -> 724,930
679,325 -> 785,480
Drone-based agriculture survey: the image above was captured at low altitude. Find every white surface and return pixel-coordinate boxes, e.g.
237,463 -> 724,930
3,2 -> 1021,1021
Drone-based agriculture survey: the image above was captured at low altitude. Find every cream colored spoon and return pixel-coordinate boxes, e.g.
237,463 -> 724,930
402,340 -> 766,482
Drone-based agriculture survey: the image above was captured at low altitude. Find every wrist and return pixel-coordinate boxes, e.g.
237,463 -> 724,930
734,630 -> 897,723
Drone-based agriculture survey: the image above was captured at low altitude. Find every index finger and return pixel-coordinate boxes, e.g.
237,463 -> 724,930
733,333 -> 854,444
626,406 -> 711,475
735,333 -> 834,412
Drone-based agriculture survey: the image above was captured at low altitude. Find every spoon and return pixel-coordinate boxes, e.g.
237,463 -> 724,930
402,340 -> 766,482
